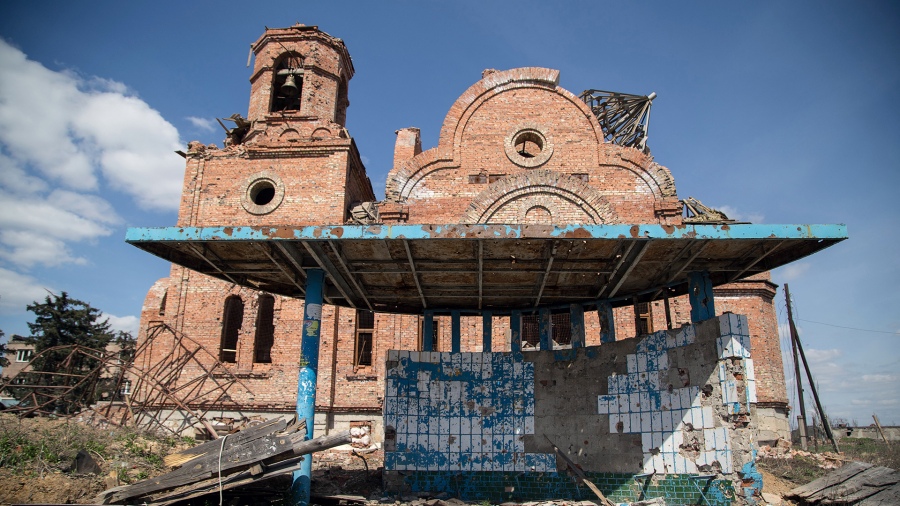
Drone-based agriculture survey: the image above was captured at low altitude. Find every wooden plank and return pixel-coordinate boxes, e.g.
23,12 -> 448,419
108,434 -> 295,502
163,417 -> 287,467
812,467 -> 898,504
837,469 -> 900,504
858,482 -> 900,506
789,461 -> 872,499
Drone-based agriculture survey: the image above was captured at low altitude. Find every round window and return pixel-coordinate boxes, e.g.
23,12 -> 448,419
505,126 -> 553,168
241,172 -> 285,215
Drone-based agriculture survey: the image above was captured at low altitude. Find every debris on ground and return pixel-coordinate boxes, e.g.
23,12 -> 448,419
758,438 -> 849,470
96,416 -> 351,504
787,461 -> 900,505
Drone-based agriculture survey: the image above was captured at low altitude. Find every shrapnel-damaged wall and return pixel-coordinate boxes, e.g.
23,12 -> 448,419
383,314 -> 761,505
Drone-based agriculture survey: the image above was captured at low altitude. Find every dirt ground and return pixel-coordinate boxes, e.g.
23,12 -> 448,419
0,414 -> 875,505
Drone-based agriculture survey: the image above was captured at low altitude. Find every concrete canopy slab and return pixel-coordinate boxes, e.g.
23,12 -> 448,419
126,223 -> 846,314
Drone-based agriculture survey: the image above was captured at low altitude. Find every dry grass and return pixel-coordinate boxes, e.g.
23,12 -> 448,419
757,437 -> 900,487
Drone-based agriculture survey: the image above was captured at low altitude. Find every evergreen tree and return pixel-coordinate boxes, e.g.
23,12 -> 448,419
0,329 -> 9,368
20,292 -> 119,414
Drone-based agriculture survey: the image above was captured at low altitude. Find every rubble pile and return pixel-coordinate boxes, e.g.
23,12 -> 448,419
757,438 -> 847,470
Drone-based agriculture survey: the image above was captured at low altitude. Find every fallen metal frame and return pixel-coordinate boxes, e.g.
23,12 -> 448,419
0,323 -> 252,438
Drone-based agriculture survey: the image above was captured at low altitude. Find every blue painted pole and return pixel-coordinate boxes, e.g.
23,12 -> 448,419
510,310 -> 521,354
451,310 -> 461,353
570,304 -> 585,349
422,310 -> 434,351
482,311 -> 492,352
598,301 -> 616,343
688,271 -> 716,323
539,309 -> 552,350
291,269 -> 325,506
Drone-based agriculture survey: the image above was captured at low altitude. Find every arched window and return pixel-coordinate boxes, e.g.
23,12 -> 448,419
220,296 -> 244,363
254,294 -> 275,363
271,52 -> 303,113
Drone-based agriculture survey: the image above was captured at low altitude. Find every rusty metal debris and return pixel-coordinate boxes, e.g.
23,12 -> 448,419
0,322 -> 252,438
580,89 -> 655,153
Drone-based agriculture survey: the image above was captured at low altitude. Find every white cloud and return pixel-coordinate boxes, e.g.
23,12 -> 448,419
104,313 -> 140,336
805,348 -> 842,363
0,268 -> 53,314
862,374 -> 898,383
186,116 -> 216,132
774,262 -> 811,281
0,39 -> 184,274
0,39 -> 183,212
716,205 -> 764,224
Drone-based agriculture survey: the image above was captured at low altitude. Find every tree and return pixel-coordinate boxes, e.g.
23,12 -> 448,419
18,292 -> 120,414
0,329 -> 9,368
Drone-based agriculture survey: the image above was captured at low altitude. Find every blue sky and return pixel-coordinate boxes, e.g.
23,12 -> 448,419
1,1 -> 898,425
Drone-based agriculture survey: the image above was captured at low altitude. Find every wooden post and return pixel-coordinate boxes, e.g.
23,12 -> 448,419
873,414 -> 891,445
785,284 -> 808,451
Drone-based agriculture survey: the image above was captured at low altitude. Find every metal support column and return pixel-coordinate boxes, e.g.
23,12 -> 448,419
291,268 -> 325,506
598,301 -> 616,343
510,310 -> 522,354
482,311 -> 492,352
688,271 -> 716,323
451,310 -> 461,352
422,310 -> 435,351
539,309 -> 552,350
570,304 -> 585,349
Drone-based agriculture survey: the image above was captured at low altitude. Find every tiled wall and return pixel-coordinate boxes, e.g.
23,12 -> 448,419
383,314 -> 760,504
384,350 -> 557,472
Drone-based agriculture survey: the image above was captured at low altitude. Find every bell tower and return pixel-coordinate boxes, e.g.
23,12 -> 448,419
245,24 -> 353,141
177,24 -> 372,229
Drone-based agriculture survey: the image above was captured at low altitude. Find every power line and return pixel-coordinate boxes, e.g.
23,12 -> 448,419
796,318 -> 900,335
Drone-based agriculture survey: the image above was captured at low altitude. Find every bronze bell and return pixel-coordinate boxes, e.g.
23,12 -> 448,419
281,74 -> 299,97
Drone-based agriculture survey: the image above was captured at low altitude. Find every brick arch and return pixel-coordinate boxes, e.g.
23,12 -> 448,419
385,67 -> 605,202
463,170 -> 617,224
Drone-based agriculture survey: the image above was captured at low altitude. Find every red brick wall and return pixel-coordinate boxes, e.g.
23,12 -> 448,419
135,28 -> 786,421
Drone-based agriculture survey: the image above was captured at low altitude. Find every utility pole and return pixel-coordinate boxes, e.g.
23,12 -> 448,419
785,283 -> 809,450
785,284 -> 840,453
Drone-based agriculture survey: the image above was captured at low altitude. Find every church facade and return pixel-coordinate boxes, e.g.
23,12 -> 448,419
135,24 -> 789,445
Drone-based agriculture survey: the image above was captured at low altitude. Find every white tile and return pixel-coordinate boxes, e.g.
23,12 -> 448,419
702,407 -> 715,429
652,431 -> 663,450
690,386 -> 701,406
642,432 -> 653,452
669,390 -> 681,410
618,393 -> 631,413
662,410 -> 673,432
627,354 -> 637,373
637,353 -> 648,373
641,413 -> 652,432
680,388 -> 691,409
631,413 -> 641,434
640,392 -> 651,412
630,392 -> 641,412
642,454 -> 656,473
662,434 -> 675,452
747,379 -> 758,404
598,395 -> 609,415
674,455 -> 687,474
652,412 -> 662,432
657,352 -> 669,371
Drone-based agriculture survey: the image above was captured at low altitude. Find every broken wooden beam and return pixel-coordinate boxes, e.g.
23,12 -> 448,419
97,418 -> 349,505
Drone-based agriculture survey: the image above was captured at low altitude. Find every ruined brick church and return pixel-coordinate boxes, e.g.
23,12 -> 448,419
136,23 -> 792,451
